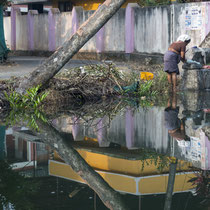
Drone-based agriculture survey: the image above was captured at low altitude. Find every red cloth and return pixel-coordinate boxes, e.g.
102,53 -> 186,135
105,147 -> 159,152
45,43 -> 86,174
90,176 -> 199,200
203,65 -> 210,69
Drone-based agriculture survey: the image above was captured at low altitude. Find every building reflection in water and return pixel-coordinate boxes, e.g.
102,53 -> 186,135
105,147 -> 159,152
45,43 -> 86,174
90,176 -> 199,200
1,96 -> 210,209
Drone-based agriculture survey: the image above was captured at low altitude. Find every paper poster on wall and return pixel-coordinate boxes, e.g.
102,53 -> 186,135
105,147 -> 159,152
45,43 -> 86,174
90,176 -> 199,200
185,6 -> 202,30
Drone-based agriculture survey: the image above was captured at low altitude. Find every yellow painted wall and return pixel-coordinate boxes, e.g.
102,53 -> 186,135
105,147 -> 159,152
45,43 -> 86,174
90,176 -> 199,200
54,150 -> 193,177
138,173 -> 196,194
49,161 -> 137,193
52,0 -> 138,10
49,160 -> 197,195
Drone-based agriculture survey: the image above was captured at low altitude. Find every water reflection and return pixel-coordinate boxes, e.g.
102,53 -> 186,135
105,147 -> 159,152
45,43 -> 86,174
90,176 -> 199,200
0,159 -> 40,210
0,94 -> 210,209
164,94 -> 188,141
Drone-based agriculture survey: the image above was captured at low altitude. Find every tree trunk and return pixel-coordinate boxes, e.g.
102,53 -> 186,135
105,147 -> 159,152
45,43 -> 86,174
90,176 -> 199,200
16,0 -> 126,94
35,121 -> 129,210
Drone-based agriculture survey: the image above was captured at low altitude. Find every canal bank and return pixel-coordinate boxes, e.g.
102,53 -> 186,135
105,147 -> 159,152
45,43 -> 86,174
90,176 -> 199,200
0,53 -> 164,80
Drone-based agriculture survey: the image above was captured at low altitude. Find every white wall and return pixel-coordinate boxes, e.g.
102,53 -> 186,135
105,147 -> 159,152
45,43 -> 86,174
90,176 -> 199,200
134,6 -> 171,53
4,16 -> 11,49
3,2 -> 210,54
55,12 -> 73,48
104,9 -> 126,52
16,14 -> 28,50
33,14 -> 49,51
78,10 -> 97,52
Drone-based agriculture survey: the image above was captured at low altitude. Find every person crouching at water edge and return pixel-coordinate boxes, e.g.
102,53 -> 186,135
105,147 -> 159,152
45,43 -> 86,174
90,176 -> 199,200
164,34 -> 191,92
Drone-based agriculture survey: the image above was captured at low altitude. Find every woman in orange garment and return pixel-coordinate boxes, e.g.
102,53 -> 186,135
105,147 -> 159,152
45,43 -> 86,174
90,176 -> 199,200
164,34 -> 191,92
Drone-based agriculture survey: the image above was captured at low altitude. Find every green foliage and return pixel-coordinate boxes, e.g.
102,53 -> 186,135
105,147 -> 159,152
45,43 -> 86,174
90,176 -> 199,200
4,85 -> 49,110
138,80 -> 157,97
57,63 -> 168,107
151,70 -> 168,94
4,85 -> 48,131
6,108 -> 47,131
0,160 -> 39,210
0,0 -> 10,6
139,148 -> 170,172
138,0 -> 170,7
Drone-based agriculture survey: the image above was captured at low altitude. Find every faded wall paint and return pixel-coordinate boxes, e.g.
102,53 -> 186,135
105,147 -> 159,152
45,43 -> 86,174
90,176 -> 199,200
33,14 -> 49,50
104,9 -> 125,52
16,15 -> 28,50
3,17 -> 11,48
55,12 -> 73,48
4,2 -> 210,54
134,6 -> 171,53
172,3 -> 207,49
77,9 -> 96,52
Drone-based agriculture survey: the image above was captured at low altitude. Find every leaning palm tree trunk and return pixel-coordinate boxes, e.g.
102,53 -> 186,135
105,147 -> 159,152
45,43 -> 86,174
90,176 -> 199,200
16,0 -> 126,94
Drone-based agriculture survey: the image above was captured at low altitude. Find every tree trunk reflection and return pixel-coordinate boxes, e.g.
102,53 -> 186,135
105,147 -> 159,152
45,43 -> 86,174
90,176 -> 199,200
164,159 -> 178,210
35,121 -> 129,210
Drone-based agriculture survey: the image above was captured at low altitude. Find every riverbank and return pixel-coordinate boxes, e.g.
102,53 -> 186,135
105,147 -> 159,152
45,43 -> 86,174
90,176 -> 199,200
0,54 -> 164,80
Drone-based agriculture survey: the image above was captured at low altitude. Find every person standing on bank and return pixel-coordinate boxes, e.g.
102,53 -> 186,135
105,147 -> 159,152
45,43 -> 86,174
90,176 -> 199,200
164,34 -> 191,92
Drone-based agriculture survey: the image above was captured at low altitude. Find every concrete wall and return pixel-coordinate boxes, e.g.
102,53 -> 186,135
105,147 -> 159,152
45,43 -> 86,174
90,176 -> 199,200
34,14 -> 49,51
4,16 -> 11,48
55,12 -> 73,48
134,6 -> 171,53
16,15 -> 28,50
4,2 -> 210,54
53,106 -> 170,154
104,8 -> 126,52
172,3 -> 209,49
76,8 -> 96,52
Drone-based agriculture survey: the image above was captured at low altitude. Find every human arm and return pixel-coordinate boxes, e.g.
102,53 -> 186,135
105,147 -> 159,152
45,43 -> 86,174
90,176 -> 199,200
180,51 -> 186,62
180,43 -> 187,62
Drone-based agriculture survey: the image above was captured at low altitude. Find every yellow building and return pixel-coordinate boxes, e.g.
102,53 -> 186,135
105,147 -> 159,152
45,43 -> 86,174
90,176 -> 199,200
49,150 -> 197,195
52,0 -> 139,11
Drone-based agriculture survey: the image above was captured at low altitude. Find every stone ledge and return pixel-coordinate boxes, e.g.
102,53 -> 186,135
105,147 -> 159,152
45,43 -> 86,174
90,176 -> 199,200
8,50 -> 164,65
181,68 -> 210,91
182,62 -> 203,70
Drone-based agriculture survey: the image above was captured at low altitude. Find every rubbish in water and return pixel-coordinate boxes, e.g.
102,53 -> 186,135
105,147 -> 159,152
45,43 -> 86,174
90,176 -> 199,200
140,72 -> 154,80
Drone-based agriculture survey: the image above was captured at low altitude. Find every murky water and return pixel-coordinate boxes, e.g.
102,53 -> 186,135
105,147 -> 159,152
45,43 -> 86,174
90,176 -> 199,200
0,92 -> 210,210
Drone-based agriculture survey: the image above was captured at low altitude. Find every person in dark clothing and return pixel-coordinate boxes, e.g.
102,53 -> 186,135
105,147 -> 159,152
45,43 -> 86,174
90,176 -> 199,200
164,34 -> 191,92
164,94 -> 188,141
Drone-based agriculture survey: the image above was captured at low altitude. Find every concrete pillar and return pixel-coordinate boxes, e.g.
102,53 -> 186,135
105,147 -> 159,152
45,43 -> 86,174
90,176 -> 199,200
96,5 -> 105,53
14,136 -> 23,160
48,8 -> 60,51
200,131 -> 210,170
72,117 -> 84,141
125,4 -> 135,53
125,108 -> 135,149
206,3 -> 210,37
11,6 -> 20,50
71,7 -> 80,35
97,118 -> 109,147
27,10 -> 38,51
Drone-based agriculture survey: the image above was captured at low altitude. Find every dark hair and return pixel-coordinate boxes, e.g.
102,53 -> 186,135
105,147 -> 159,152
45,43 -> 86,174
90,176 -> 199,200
185,39 -> 191,43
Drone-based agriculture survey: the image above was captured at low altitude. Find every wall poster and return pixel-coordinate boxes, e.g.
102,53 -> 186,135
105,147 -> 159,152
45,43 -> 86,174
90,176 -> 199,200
185,6 -> 203,30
